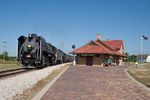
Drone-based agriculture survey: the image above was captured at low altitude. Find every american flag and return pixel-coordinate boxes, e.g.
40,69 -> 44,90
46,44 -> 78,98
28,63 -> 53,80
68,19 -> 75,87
142,35 -> 148,40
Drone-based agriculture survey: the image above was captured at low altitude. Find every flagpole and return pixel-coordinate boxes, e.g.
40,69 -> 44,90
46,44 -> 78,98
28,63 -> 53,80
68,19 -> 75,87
141,33 -> 142,70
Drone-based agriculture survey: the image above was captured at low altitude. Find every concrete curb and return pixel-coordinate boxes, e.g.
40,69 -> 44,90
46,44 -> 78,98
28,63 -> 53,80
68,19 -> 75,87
31,65 -> 70,100
125,68 -> 150,93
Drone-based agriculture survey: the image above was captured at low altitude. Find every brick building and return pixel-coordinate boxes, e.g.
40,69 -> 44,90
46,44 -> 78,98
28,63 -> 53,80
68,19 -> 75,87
70,34 -> 126,66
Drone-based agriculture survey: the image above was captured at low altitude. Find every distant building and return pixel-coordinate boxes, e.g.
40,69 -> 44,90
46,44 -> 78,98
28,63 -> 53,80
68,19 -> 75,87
136,54 -> 150,62
69,34 -> 127,66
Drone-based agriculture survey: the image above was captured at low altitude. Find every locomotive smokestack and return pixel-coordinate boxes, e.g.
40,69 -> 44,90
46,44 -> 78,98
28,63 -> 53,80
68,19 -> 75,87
28,34 -> 37,38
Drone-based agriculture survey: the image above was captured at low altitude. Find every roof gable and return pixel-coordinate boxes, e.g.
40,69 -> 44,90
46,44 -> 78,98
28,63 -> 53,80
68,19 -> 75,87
96,39 -> 116,51
86,40 -> 98,46
102,40 -> 124,50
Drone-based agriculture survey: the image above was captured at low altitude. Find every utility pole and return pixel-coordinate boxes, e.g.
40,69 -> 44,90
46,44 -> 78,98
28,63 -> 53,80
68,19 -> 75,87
2,41 -> 7,61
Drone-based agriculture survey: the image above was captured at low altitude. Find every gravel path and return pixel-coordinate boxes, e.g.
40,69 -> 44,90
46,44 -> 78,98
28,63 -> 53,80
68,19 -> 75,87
0,63 -> 69,100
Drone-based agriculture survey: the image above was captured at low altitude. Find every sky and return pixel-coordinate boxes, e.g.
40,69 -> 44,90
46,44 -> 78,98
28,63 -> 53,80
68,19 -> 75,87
0,0 -> 150,56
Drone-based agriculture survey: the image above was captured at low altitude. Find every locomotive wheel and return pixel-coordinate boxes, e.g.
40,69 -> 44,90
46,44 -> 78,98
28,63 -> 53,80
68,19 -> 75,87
42,56 -> 46,68
60,59 -> 63,64
46,57 -> 50,66
35,63 -> 42,69
42,56 -> 51,68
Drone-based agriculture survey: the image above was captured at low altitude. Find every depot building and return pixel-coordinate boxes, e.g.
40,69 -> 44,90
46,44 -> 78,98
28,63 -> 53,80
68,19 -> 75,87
69,34 -> 126,66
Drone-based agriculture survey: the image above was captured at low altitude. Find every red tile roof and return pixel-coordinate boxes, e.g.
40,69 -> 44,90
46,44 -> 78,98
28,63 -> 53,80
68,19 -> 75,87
102,40 -> 123,50
69,39 -> 126,57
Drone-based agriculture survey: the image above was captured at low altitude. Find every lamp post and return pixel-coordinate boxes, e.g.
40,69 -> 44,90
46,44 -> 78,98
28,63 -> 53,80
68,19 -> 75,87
72,45 -> 76,66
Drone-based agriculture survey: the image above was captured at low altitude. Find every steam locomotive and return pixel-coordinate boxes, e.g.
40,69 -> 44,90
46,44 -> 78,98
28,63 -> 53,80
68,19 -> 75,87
17,34 -> 73,68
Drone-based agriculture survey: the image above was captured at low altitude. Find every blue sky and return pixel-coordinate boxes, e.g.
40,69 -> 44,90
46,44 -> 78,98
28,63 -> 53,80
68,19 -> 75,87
0,0 -> 150,56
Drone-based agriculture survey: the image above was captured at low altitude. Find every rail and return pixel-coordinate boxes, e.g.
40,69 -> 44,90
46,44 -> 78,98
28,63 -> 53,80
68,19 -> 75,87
0,68 -> 34,78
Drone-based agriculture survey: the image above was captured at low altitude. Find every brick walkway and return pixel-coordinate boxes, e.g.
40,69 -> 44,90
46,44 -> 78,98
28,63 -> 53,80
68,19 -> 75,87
41,66 -> 150,100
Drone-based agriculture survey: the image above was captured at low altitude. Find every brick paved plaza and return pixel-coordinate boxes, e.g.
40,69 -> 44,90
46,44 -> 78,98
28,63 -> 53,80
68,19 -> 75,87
41,66 -> 150,100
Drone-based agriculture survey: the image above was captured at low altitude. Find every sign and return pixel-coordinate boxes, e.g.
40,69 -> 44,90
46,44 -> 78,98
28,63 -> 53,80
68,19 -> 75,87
81,54 -> 93,56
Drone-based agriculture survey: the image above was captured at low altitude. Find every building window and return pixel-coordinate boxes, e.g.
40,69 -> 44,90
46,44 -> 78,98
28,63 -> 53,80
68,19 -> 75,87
80,54 -> 83,58
96,54 -> 100,58
104,55 -> 108,59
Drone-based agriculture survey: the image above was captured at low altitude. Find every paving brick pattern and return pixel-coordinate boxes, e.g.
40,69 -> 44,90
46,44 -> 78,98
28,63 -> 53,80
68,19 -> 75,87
41,66 -> 150,100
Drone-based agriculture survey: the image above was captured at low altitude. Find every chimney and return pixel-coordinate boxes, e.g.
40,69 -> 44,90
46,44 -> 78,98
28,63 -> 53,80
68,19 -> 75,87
97,34 -> 101,40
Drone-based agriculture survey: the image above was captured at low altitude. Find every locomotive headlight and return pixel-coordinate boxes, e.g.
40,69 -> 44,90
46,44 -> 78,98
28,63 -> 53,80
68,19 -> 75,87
26,54 -> 31,58
29,34 -> 32,38
27,44 -> 32,49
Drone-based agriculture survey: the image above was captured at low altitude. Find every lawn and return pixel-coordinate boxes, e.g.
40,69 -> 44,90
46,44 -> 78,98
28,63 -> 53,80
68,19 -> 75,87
127,63 -> 150,87
0,59 -> 17,64
0,60 -> 22,71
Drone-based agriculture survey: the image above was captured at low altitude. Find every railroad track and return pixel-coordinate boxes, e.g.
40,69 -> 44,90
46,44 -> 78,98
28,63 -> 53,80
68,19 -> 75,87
0,68 -> 35,78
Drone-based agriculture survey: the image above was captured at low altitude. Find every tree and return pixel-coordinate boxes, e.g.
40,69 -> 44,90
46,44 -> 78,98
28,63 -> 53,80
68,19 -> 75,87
0,54 -> 3,59
0,51 -> 16,61
124,52 -> 129,62
128,55 -> 137,62
125,52 -> 129,57
2,51 -> 9,61
124,52 -> 137,62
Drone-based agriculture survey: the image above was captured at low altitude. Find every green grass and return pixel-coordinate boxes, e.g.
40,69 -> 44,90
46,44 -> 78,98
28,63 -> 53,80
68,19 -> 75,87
0,59 -> 17,64
127,63 -> 150,88
0,59 -> 22,71
0,64 -> 22,71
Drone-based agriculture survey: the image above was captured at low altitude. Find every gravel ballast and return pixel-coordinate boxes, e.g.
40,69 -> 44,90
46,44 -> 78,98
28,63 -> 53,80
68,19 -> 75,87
0,63 -> 69,100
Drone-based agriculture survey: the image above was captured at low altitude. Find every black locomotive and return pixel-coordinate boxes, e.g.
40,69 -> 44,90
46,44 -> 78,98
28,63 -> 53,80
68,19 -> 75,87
17,34 -> 73,68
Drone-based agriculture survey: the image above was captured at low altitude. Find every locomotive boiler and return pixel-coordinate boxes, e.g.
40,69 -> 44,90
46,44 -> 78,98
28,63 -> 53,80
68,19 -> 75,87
17,34 -> 73,68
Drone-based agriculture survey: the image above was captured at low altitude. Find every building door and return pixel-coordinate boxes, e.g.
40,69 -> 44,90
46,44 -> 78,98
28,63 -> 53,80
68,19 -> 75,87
86,56 -> 93,66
